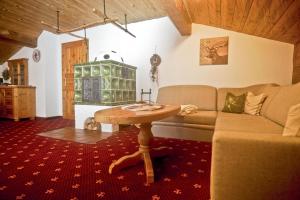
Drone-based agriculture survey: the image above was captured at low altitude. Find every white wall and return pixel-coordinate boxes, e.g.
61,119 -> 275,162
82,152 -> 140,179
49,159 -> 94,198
1,17 -> 294,117
0,31 -> 60,117
59,17 -> 294,100
58,18 -> 172,103
161,23 -> 294,89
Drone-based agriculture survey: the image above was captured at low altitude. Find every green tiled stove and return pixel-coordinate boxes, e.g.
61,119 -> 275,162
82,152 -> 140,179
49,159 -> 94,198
74,60 -> 137,106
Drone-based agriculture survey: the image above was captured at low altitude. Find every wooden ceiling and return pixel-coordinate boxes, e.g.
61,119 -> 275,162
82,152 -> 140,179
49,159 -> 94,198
0,0 -> 166,64
0,0 -> 299,64
165,0 -> 300,44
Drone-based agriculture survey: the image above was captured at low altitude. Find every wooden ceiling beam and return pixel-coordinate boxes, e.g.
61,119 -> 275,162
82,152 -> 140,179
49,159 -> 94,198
160,0 -> 192,36
0,30 -> 37,48
0,40 -> 22,64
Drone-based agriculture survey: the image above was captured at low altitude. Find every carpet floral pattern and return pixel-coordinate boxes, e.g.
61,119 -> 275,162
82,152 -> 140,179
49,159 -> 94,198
0,118 -> 211,200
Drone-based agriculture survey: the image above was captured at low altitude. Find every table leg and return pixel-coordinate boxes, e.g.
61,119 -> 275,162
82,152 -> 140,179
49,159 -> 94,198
138,123 -> 154,184
108,123 -> 170,184
142,151 -> 154,184
109,151 -> 142,174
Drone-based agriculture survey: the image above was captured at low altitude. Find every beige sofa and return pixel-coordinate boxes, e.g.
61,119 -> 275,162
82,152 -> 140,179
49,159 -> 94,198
152,83 -> 300,200
152,85 -> 218,141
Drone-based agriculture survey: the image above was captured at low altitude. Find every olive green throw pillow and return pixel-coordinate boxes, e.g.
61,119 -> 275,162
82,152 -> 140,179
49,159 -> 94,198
222,92 -> 246,113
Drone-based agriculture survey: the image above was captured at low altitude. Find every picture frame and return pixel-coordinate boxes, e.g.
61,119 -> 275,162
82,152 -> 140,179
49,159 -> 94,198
200,36 -> 229,65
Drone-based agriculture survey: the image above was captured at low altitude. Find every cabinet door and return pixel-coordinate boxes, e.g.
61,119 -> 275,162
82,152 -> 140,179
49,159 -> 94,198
12,63 -> 19,85
8,59 -> 28,85
17,89 -> 28,117
5,89 -> 14,118
0,89 -> 5,117
19,64 -> 25,85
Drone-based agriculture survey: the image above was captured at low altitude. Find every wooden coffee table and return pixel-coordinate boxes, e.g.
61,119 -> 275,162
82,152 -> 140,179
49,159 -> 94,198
94,105 -> 180,184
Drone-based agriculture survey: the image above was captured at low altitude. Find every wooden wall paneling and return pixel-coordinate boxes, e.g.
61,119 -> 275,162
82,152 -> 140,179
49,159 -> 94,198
241,0 -> 271,35
231,0 -> 254,31
37,0 -> 99,29
294,43 -> 300,66
160,0 -> 192,36
6,0 -> 83,28
108,0 -> 166,24
255,0 -> 294,37
1,0 -> 300,65
1,1 -> 48,27
0,31 -> 37,48
220,0 -> 236,29
293,70 -> 300,83
293,42 -> 300,83
281,20 -> 300,44
0,18 -> 40,39
0,1 -> 46,33
0,0 -> 166,40
266,0 -> 300,43
183,0 -> 209,25
0,41 -> 22,64
207,0 -> 222,26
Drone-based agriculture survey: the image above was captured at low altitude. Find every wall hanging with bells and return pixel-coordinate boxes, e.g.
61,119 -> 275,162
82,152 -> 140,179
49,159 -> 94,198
150,51 -> 161,82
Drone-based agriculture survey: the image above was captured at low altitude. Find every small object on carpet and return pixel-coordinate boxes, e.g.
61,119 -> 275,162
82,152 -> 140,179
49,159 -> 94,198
84,117 -> 101,131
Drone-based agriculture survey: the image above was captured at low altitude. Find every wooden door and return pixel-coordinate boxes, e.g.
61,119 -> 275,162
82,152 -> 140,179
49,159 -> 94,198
62,40 -> 88,119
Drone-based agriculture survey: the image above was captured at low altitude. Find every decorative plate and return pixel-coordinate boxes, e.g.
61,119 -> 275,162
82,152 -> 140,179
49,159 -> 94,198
32,49 -> 41,62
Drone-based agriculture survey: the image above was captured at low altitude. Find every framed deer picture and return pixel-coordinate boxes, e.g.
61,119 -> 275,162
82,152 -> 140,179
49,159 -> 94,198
200,36 -> 229,65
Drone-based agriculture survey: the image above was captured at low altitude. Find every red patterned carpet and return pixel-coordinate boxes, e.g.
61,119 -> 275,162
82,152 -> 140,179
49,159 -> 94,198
0,118 -> 211,200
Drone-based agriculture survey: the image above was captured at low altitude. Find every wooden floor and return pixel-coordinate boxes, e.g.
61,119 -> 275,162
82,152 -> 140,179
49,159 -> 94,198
38,127 -> 113,144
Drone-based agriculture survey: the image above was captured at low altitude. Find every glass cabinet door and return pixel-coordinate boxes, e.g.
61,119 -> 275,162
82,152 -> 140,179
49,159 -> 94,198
13,64 -> 18,74
20,64 -> 25,85
8,59 -> 28,85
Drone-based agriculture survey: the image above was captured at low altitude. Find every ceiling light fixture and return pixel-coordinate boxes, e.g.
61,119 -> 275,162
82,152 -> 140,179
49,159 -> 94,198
92,0 -> 136,38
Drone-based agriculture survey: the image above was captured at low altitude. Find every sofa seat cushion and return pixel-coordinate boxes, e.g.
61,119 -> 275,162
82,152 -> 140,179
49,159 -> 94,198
159,110 -> 217,126
216,112 -> 283,134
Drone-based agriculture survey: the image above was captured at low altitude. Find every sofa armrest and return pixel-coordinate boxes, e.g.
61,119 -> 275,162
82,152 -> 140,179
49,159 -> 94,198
211,131 -> 300,200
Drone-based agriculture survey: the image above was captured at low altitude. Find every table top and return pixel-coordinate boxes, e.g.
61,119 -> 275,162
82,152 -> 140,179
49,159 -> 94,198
94,105 -> 180,124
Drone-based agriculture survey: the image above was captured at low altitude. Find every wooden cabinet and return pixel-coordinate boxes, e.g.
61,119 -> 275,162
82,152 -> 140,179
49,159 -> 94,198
0,86 -> 36,121
8,58 -> 28,85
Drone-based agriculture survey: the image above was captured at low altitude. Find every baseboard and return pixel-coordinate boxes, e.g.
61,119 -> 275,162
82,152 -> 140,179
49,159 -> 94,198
35,116 -> 64,120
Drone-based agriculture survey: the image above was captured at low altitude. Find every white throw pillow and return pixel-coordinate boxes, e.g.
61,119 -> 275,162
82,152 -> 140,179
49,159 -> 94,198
177,104 -> 199,116
283,103 -> 300,137
244,92 -> 267,115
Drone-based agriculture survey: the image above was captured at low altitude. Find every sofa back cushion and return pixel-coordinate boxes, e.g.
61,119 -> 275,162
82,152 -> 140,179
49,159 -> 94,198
263,83 -> 300,126
260,85 -> 281,115
156,85 -> 217,110
217,84 -> 274,111
222,93 -> 247,113
283,103 -> 300,137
